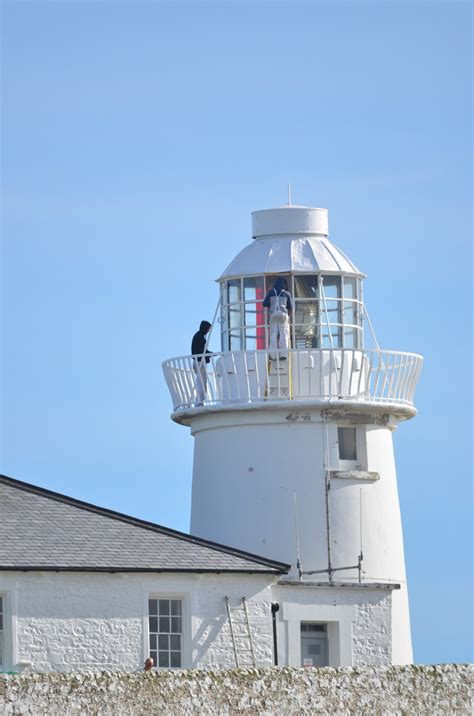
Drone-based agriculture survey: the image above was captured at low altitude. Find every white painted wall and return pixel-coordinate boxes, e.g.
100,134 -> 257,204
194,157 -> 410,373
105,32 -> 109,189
0,572 -> 276,673
272,583 -> 393,667
190,406 -> 413,664
0,571 -> 394,673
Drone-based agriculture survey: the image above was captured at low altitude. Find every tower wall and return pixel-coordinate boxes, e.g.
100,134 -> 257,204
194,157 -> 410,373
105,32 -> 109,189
165,203 -> 421,666
189,406 -> 413,663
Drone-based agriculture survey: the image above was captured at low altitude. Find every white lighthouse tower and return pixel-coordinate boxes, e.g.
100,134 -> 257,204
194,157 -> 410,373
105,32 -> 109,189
163,204 -> 422,665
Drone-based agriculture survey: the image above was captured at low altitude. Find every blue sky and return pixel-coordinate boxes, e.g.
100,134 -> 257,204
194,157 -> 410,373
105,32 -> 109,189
1,1 -> 472,664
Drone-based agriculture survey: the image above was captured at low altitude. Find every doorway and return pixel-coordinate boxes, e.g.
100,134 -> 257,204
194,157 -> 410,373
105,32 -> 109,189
300,622 -> 329,667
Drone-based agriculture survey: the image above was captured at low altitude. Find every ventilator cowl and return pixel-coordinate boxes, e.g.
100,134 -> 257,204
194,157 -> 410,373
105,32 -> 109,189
252,206 -> 328,239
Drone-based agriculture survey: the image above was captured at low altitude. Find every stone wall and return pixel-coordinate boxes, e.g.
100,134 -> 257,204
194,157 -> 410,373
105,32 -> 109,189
0,665 -> 471,715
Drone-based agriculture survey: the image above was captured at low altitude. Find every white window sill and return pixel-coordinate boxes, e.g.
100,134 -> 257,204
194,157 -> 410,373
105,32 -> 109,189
330,470 -> 379,481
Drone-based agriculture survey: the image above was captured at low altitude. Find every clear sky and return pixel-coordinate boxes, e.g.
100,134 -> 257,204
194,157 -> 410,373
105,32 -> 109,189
1,1 -> 472,664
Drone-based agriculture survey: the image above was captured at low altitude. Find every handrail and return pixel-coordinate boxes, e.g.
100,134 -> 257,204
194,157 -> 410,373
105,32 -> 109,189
162,349 -> 423,413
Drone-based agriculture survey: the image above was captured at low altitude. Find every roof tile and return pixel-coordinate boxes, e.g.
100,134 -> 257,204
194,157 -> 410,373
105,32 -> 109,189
0,476 -> 288,574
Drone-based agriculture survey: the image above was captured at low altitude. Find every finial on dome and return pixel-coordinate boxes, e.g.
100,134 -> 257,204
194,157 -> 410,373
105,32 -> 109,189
287,181 -> 292,206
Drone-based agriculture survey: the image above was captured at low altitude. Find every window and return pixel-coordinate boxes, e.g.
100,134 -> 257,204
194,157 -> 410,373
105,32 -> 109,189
220,273 -> 363,351
336,425 -> 368,471
300,622 -> 328,666
301,623 -> 326,633
149,598 -> 182,668
338,427 -> 357,461
294,276 -> 319,349
221,277 -> 265,351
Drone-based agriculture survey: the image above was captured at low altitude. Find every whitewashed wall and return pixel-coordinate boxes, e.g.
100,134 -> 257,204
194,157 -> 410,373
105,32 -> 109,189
190,407 -> 412,663
1,571 -> 396,673
273,583 -> 393,667
0,572 -> 275,673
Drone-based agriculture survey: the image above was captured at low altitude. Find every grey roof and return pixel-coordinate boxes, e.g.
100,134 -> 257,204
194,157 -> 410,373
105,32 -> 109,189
0,476 -> 289,574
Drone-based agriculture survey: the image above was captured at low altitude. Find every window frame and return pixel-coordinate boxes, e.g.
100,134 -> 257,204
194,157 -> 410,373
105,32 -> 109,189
0,591 -> 14,673
300,621 -> 329,667
336,424 -> 367,471
220,273 -> 364,351
146,593 -> 189,670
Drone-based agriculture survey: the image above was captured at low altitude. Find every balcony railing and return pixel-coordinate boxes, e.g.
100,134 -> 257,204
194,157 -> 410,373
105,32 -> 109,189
162,349 -> 423,413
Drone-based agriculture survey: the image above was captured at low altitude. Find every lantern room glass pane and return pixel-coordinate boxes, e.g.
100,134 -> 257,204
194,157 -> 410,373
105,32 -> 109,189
294,300 -> 318,348
321,276 -> 341,298
230,332 -> 242,350
322,328 -> 341,349
244,303 -> 257,331
343,277 -> 356,299
295,326 -> 319,349
323,299 -> 341,324
245,333 -> 257,350
243,276 -> 264,300
344,329 -> 356,348
227,279 -> 241,303
294,275 -> 318,298
229,305 -> 241,329
343,302 -> 356,325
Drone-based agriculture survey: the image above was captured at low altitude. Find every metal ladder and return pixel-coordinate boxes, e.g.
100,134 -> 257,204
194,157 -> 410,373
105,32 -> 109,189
266,355 -> 291,399
224,596 -> 256,668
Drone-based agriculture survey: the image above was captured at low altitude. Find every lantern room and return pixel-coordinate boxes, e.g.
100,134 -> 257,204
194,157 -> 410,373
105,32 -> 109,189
218,206 -> 365,353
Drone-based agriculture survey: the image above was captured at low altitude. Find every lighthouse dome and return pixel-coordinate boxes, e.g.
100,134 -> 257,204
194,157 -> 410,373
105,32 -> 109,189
219,206 -> 362,280
218,205 -> 365,352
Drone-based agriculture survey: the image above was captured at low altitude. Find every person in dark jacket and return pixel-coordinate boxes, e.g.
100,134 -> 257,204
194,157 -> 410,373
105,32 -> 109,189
262,277 -> 292,359
191,320 -> 212,405
191,321 -> 212,361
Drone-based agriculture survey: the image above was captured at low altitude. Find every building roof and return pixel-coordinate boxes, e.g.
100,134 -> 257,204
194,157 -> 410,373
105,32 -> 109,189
0,475 -> 289,574
218,236 -> 362,280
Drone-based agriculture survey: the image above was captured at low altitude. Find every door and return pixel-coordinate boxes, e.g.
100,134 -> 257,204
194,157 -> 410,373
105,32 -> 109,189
300,623 -> 328,667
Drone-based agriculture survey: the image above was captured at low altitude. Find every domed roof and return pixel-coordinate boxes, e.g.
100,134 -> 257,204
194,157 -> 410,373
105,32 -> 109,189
218,206 -> 362,280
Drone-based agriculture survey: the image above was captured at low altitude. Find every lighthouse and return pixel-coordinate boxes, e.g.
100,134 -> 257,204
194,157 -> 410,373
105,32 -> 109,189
163,204 -> 422,665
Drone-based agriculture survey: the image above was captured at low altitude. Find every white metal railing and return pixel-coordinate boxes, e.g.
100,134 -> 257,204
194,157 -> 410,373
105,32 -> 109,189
162,349 -> 423,412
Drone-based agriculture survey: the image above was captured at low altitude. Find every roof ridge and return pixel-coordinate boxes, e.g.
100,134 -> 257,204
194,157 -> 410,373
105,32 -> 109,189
0,474 -> 289,572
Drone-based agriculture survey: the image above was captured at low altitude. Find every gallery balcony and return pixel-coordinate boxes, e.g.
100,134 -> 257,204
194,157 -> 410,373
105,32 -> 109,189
162,348 -> 423,421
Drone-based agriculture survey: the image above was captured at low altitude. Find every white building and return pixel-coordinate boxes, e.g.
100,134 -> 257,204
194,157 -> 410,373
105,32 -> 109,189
1,203 -> 421,673
0,475 -> 397,671
0,475 -> 287,672
163,203 -> 422,666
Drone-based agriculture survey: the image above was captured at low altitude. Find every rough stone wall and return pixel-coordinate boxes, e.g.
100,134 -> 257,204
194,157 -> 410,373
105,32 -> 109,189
0,665 -> 471,715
